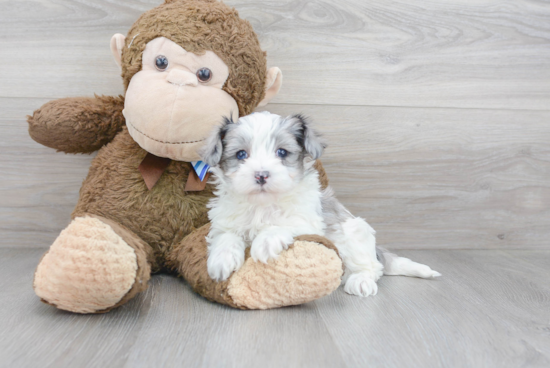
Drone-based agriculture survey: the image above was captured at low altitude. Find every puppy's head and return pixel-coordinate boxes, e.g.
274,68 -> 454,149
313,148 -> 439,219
200,111 -> 325,198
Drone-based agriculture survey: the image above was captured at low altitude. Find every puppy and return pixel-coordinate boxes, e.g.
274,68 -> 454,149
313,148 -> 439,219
200,111 -> 440,297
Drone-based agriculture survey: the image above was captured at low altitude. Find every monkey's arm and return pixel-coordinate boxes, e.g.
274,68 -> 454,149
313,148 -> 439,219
28,95 -> 125,154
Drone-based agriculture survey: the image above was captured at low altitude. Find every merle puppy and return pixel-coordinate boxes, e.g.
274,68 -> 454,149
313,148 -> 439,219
200,111 -> 440,297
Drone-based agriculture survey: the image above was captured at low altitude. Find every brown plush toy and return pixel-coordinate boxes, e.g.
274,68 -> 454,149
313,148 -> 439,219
28,0 -> 343,313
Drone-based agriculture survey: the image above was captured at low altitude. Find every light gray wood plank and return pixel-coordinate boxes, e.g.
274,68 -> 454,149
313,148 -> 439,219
3,98 -> 549,249
123,277 -> 346,368
0,98 -> 94,247
0,97 -> 50,120
315,249 -> 550,368
0,249 -> 346,368
1,0 -> 549,109
1,249 -> 549,368
0,229 -> 63,249
415,250 -> 550,359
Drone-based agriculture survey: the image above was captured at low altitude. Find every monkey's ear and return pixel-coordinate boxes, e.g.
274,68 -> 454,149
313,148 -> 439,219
258,67 -> 283,107
199,117 -> 233,167
110,34 -> 126,69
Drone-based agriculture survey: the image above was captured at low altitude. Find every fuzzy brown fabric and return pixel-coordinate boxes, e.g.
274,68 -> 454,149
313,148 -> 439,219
121,0 -> 267,116
28,95 -> 125,154
72,128 -> 214,272
166,223 -> 240,308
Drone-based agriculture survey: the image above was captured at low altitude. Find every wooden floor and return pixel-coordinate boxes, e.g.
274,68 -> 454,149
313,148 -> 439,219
0,248 -> 548,368
1,0 -> 549,367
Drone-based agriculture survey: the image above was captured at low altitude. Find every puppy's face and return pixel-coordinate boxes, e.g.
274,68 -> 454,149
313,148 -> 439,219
200,112 -> 325,199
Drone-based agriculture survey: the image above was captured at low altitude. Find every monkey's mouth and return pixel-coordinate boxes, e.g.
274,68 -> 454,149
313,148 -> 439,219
126,120 -> 209,162
127,121 -> 207,145
122,80 -> 239,161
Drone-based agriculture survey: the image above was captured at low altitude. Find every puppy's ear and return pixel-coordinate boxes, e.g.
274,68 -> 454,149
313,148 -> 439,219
199,116 -> 233,167
287,114 -> 326,160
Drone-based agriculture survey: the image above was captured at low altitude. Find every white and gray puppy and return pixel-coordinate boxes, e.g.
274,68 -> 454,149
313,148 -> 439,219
200,111 -> 440,297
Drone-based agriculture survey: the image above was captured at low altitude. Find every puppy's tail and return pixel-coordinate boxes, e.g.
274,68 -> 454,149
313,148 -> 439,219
376,247 -> 441,279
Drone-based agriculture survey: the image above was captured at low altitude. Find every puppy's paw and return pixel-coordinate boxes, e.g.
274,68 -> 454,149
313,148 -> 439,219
344,272 -> 379,297
251,229 -> 294,264
343,260 -> 384,297
207,244 -> 245,282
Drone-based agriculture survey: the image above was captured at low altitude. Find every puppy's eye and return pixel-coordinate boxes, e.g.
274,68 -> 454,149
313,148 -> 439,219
155,55 -> 169,71
236,150 -> 248,160
196,68 -> 212,82
276,148 -> 288,158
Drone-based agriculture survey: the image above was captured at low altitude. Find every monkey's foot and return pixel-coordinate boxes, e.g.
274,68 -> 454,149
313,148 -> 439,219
227,236 -> 343,309
34,216 -> 147,313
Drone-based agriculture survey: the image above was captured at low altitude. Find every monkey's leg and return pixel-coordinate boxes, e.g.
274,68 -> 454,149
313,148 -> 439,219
167,224 -> 343,309
33,214 -> 154,314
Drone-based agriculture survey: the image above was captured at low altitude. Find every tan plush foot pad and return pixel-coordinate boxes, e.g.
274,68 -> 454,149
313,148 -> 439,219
34,216 -> 138,313
227,240 -> 343,309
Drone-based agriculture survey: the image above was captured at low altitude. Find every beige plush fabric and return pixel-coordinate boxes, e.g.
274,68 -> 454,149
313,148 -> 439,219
33,217 -> 138,313
227,241 -> 343,310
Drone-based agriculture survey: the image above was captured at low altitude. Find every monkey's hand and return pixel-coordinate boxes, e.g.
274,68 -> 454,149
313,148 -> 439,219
28,95 -> 125,154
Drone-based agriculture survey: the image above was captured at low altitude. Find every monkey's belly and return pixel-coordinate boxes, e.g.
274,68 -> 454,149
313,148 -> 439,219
72,128 -> 214,264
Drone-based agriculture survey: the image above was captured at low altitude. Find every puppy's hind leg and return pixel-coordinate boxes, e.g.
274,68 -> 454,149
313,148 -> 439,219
332,218 -> 384,297
322,188 -> 383,297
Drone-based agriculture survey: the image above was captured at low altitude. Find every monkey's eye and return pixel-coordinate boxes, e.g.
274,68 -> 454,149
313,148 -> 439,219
196,68 -> 212,82
155,55 -> 169,71
276,148 -> 288,158
236,150 -> 248,160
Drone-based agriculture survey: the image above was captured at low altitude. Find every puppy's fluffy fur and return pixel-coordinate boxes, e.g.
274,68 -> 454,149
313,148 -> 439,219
200,112 -> 440,297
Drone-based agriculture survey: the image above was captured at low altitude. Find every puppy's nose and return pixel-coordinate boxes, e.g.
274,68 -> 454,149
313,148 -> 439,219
166,69 -> 198,87
255,171 -> 270,185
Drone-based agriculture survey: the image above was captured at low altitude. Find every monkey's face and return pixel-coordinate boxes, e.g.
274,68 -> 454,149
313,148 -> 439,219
122,37 -> 239,161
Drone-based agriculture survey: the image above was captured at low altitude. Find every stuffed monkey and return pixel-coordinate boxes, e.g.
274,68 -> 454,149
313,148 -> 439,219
28,0 -> 343,313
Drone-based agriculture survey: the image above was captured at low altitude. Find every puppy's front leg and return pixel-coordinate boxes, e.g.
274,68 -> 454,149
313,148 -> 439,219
251,227 -> 295,264
207,232 -> 247,282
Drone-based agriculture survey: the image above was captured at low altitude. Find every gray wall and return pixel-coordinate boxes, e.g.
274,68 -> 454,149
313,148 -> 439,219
1,0 -> 549,249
